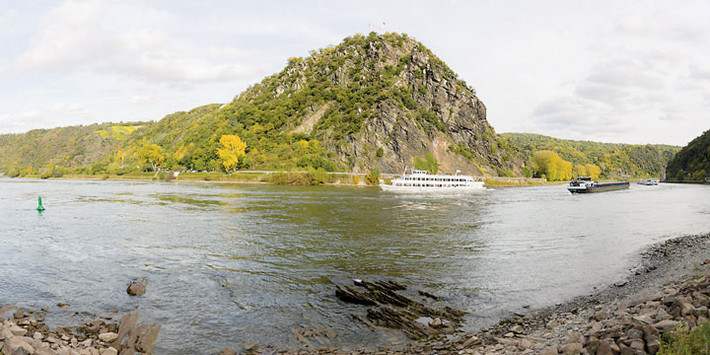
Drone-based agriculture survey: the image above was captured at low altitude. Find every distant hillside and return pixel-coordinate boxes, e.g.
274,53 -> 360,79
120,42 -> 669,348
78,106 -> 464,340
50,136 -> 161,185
665,129 -> 710,182
502,133 -> 680,180
0,32 -> 525,177
0,122 -> 148,174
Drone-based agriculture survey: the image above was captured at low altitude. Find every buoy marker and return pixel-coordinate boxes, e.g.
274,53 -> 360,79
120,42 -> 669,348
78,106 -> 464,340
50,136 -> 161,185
37,195 -> 45,211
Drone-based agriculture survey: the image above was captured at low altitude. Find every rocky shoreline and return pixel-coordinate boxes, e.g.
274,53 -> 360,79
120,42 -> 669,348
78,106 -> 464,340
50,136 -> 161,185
267,233 -> 710,355
0,308 -> 159,355
3,233 -> 709,355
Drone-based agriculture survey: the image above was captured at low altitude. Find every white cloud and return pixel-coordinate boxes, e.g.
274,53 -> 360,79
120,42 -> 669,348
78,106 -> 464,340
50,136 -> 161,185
108,47 -> 266,84
17,0 -> 106,71
0,103 -> 93,133
529,5 -> 710,145
16,0 -> 263,85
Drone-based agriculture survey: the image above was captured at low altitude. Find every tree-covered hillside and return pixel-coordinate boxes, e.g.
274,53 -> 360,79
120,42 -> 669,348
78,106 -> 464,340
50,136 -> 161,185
0,32 -> 525,178
502,133 -> 680,180
665,129 -> 710,182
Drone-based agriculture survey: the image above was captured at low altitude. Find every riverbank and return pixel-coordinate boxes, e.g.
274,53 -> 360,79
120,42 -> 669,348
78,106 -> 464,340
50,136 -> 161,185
2,233 -> 709,354
2,172 -> 550,188
266,233 -> 710,354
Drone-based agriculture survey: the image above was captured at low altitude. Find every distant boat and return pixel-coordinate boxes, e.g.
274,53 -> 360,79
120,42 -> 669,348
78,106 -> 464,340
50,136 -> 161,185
636,179 -> 658,186
568,177 -> 630,194
380,168 -> 484,192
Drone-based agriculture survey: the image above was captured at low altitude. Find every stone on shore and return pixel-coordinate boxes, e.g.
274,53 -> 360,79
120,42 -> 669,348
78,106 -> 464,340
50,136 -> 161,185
218,347 -> 236,355
653,319 -> 679,332
126,279 -> 147,296
98,332 -> 118,343
4,336 -> 35,355
99,347 -> 118,355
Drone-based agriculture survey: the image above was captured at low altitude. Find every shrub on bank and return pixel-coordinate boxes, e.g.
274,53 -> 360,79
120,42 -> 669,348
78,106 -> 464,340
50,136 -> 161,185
266,171 -> 312,185
659,321 -> 710,355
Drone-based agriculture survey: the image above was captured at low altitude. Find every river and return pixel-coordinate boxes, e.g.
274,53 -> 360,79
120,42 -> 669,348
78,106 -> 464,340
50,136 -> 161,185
0,178 -> 708,353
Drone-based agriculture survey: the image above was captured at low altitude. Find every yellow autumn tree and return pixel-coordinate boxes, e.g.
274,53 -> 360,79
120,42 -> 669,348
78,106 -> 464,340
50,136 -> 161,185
217,134 -> 247,172
585,164 -> 601,179
533,150 -> 572,181
136,144 -> 164,171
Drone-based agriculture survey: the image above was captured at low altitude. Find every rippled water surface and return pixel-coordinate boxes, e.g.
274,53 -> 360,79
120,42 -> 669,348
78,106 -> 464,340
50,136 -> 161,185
1,178 -> 708,353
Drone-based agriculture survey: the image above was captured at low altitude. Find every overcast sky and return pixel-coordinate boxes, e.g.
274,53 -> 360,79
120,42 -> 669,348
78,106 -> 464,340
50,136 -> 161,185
1,0 -> 708,146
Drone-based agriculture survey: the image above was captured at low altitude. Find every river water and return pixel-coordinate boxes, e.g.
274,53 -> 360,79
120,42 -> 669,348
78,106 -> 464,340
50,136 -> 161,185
0,178 -> 708,353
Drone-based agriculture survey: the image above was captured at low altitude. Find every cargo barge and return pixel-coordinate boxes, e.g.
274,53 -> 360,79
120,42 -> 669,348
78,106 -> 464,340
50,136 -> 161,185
568,177 -> 630,194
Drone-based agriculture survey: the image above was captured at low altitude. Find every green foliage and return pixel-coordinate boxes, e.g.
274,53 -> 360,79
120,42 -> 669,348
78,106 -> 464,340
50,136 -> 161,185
504,133 -> 681,179
266,171 -> 312,185
91,162 -> 108,175
7,168 -> 20,178
659,321 -> 710,354
376,147 -> 384,158
521,165 -> 532,178
496,167 -> 514,177
365,168 -> 380,185
413,153 -> 438,174
666,129 -> 710,182
307,167 -> 330,185
449,143 -> 486,175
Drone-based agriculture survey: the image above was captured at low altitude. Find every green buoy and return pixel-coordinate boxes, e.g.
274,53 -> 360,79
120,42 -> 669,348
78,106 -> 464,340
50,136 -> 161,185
37,195 -> 45,211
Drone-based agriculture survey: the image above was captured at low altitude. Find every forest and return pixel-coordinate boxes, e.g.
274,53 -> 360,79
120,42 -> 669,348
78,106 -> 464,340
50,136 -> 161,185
502,133 -> 680,181
665,129 -> 710,182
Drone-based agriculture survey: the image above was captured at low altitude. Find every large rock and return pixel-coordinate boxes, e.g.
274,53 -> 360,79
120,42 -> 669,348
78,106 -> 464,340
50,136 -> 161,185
9,325 -> 27,336
596,340 -> 614,355
653,319 -> 679,332
126,279 -> 147,296
4,336 -> 35,355
127,324 -> 160,354
560,342 -> 583,354
114,311 -> 139,348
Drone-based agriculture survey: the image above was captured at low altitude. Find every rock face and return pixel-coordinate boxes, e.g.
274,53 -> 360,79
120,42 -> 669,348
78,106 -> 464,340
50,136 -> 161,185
335,279 -> 465,340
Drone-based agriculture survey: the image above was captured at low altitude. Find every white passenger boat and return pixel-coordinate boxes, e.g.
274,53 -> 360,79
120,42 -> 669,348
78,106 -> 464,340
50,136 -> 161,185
380,168 -> 485,191
636,179 -> 658,186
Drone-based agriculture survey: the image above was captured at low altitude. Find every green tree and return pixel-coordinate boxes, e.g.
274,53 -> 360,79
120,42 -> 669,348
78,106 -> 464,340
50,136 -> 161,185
217,134 -> 247,172
365,168 -> 380,185
136,144 -> 164,171
414,153 -> 439,174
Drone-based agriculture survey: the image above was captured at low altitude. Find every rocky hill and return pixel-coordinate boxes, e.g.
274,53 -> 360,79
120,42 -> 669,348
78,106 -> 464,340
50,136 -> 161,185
665,129 -> 710,182
0,32 -> 524,177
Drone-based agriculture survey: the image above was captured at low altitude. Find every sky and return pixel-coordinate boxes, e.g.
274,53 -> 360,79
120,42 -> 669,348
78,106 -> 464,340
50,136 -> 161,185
1,0 -> 709,146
